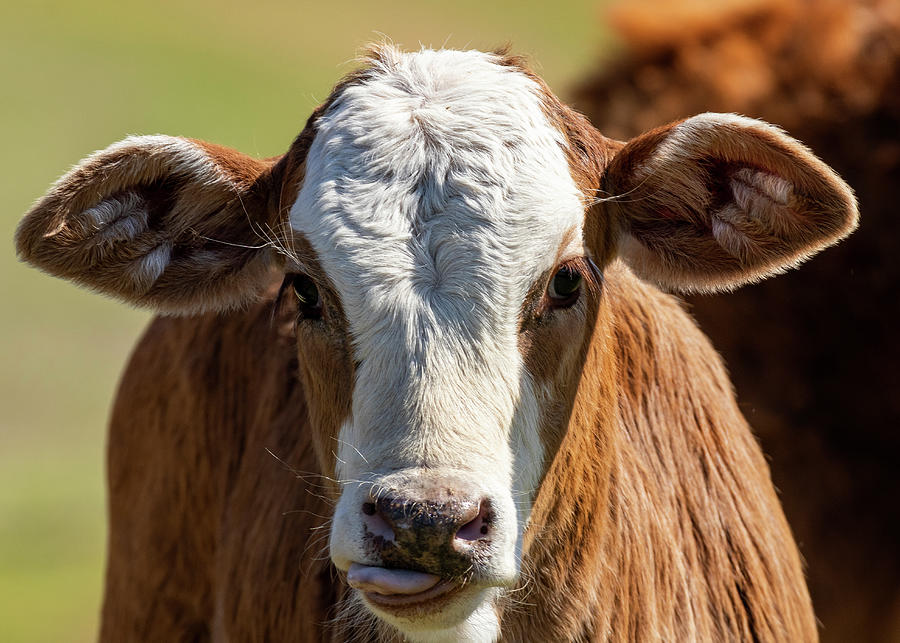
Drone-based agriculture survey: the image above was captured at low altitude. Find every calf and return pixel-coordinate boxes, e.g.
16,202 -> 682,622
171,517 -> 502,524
16,46 -> 857,642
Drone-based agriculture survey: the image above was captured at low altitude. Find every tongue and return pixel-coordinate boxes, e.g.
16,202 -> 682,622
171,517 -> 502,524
346,563 -> 441,595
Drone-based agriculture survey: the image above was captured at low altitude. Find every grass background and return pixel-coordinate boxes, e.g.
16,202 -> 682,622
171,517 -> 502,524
0,2 -> 612,640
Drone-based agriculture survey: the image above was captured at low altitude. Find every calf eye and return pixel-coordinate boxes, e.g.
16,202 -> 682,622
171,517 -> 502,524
547,264 -> 582,308
292,274 -> 323,320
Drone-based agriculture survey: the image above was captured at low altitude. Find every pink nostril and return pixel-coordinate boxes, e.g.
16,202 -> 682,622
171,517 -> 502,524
362,502 -> 395,543
454,500 -> 491,544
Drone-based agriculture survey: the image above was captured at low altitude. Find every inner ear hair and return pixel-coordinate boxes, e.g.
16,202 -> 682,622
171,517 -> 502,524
16,135 -> 287,314
602,113 -> 858,293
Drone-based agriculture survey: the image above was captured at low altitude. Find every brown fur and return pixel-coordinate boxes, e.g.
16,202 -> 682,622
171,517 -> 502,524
14,47 -> 859,641
278,236 -> 356,482
101,284 -> 340,641
574,2 -> 900,639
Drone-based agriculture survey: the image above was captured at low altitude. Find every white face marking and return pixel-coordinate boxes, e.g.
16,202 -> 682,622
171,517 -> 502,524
289,47 -> 585,637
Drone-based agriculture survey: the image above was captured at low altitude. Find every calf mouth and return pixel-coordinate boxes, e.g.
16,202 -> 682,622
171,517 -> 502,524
347,563 -> 465,615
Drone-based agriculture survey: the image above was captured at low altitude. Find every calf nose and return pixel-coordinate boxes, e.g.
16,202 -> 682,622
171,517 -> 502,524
361,492 -> 493,577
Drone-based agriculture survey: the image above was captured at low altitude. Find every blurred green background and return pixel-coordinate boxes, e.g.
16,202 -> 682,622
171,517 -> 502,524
0,1 -> 610,641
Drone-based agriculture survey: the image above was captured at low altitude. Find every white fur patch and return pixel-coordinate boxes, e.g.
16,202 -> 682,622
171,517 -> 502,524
84,192 -> 149,241
400,593 -> 500,643
289,47 -> 586,632
129,242 -> 172,290
731,167 -> 791,207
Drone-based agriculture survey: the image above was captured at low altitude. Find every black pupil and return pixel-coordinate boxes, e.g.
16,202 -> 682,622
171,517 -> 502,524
293,275 -> 320,315
552,266 -> 582,297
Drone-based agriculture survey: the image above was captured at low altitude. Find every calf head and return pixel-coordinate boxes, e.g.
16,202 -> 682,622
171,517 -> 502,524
16,46 -> 856,641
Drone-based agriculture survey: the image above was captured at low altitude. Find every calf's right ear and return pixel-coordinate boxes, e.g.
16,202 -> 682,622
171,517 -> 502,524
15,135 -> 289,314
601,113 -> 859,292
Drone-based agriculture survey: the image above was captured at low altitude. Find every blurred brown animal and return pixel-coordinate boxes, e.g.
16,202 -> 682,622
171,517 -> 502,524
574,1 -> 900,641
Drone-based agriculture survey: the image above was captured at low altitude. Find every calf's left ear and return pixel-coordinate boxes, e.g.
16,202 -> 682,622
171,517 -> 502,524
602,113 -> 858,292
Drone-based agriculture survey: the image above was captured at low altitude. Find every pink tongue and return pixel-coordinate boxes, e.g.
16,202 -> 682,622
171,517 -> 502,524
346,563 -> 441,595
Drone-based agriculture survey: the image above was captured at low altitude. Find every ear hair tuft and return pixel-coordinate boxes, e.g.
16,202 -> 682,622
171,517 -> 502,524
603,113 -> 858,292
16,135 -> 288,314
